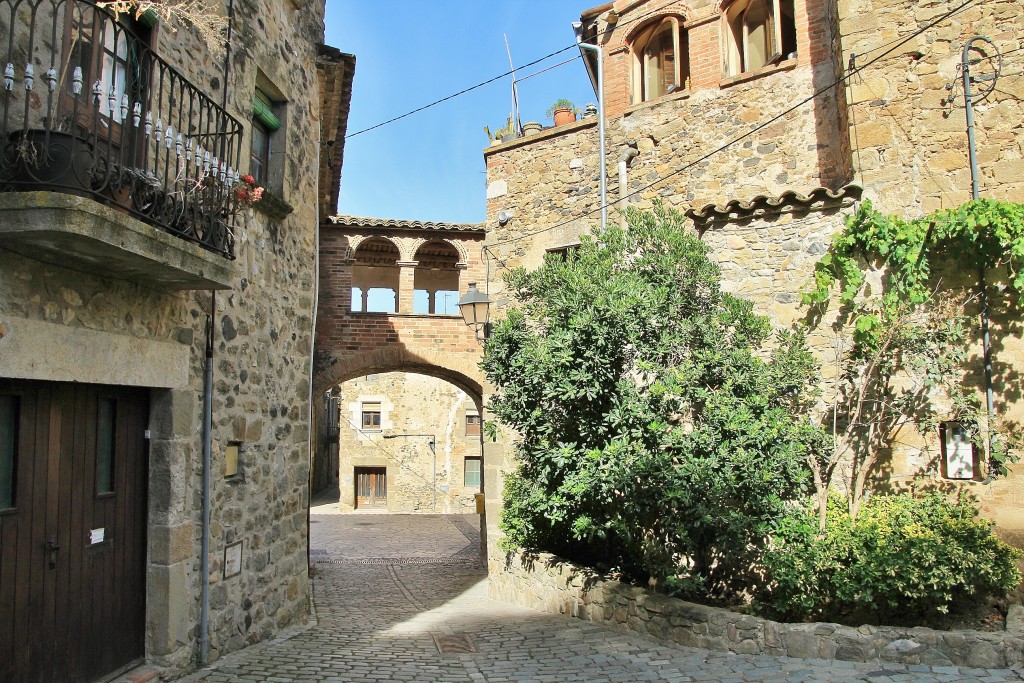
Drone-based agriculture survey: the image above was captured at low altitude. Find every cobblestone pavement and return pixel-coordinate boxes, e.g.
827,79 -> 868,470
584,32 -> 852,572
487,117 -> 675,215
174,490 -> 1024,683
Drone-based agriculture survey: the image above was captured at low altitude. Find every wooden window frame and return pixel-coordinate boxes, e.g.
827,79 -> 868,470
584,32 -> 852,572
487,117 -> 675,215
250,118 -> 271,185
60,7 -> 155,144
465,414 -> 481,437
360,403 -> 382,432
630,17 -> 687,104
722,0 -> 794,77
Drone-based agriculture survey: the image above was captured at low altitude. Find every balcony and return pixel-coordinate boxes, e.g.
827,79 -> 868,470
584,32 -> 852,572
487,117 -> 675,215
0,0 -> 243,287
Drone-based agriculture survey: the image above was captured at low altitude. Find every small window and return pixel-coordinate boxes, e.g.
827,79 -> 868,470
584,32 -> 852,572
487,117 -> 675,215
464,456 -> 482,489
251,84 -> 285,193
250,119 -> 270,185
545,244 -> 580,262
0,395 -> 18,509
723,0 -> 796,77
361,402 -> 381,431
631,17 -> 689,103
466,414 -> 481,437
96,398 -> 116,495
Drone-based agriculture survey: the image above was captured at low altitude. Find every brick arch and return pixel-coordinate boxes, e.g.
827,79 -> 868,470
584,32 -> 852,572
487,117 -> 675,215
410,237 -> 470,267
314,346 -> 485,410
350,234 -> 399,255
623,7 -> 692,45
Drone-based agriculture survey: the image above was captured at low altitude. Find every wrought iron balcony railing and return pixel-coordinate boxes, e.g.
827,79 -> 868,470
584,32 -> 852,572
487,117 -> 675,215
0,0 -> 243,259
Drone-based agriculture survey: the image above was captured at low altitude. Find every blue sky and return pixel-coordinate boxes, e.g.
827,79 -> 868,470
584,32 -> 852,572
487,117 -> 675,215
325,1 -> 599,224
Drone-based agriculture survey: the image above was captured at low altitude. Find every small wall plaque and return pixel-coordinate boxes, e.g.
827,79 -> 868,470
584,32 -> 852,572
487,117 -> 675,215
89,528 -> 105,544
224,541 -> 243,578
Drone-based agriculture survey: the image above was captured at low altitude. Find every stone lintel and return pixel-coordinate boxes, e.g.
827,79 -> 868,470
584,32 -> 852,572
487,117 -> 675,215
0,316 -> 190,388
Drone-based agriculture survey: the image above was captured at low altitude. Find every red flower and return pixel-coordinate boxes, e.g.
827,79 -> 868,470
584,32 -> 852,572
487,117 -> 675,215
236,188 -> 249,200
241,174 -> 255,185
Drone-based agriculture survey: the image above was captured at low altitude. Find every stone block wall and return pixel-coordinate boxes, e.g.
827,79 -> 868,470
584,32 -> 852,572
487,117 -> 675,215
0,0 -> 331,676
490,551 -> 1024,669
838,0 -> 1024,215
335,372 -> 483,513
480,0 -> 1024,563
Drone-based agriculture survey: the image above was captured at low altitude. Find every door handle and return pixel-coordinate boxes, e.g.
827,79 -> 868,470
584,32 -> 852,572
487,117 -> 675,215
45,539 -> 60,569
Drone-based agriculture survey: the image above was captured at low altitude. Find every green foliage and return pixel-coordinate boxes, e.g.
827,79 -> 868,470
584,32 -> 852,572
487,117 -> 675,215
545,98 -> 579,121
764,493 -> 1023,624
801,199 -> 1024,517
805,198 -> 1024,335
485,203 -> 824,599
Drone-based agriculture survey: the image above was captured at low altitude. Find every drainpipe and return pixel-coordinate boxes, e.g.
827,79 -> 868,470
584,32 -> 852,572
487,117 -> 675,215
961,36 -> 997,475
202,0 -> 233,665
618,144 -> 639,228
573,22 -> 606,233
200,295 -> 214,665
307,117 -> 322,570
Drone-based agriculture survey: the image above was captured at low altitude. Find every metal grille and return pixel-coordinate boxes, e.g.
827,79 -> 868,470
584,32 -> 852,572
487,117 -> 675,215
432,634 -> 477,654
0,0 -> 243,258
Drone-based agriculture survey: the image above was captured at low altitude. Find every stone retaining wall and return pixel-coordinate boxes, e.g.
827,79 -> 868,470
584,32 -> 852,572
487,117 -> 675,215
489,551 -> 1024,669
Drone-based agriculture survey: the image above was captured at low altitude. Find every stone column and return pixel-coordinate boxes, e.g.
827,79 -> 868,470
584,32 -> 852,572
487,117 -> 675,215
397,261 -> 417,314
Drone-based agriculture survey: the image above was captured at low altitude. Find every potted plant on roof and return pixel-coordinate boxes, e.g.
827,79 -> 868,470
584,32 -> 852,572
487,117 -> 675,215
484,113 -> 517,145
546,99 -> 578,126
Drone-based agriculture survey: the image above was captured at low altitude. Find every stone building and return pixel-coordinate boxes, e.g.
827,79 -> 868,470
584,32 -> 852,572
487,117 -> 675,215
0,0 -> 353,679
480,0 -> 1024,559
331,372 -> 483,514
311,215 -> 489,511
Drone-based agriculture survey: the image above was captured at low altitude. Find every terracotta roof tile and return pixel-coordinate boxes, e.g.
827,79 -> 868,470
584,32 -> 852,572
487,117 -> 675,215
327,215 -> 485,233
686,184 -> 863,231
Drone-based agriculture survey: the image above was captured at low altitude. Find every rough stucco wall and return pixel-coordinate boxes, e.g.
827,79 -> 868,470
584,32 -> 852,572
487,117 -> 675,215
336,372 -> 483,514
0,0 -> 327,674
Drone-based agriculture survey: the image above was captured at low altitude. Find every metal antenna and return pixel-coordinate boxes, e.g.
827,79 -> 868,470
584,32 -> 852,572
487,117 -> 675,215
504,34 -> 521,135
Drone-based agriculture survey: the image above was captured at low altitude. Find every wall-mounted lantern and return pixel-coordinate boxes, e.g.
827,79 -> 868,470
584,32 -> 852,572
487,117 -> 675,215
458,282 -> 491,342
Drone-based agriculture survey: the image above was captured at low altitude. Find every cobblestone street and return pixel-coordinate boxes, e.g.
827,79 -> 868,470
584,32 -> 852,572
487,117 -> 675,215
173,490 -> 1024,683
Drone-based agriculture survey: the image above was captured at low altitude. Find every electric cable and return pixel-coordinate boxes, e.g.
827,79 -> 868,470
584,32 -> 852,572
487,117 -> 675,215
483,0 -> 979,255
345,0 -> 682,139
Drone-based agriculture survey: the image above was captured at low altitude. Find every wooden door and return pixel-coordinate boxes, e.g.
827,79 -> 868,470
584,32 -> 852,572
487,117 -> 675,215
354,467 -> 387,509
0,380 -> 149,683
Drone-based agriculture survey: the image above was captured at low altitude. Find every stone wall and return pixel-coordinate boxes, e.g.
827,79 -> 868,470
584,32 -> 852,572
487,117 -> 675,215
840,0 -> 1024,215
479,0 -> 1024,560
335,372 -> 483,514
490,551 -> 1024,669
0,0 -> 331,676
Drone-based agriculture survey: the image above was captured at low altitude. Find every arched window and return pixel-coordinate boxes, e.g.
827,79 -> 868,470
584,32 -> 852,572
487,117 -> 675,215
630,16 -> 689,104
351,237 -> 400,313
413,241 -> 460,315
723,0 -> 796,77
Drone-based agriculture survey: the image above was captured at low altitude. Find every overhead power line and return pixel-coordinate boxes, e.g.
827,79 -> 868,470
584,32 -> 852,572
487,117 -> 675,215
345,0 -> 681,139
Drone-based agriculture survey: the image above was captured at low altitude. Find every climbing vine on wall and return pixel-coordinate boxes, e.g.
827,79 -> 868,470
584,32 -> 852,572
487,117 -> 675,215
805,198 -> 1024,313
800,198 -> 1024,522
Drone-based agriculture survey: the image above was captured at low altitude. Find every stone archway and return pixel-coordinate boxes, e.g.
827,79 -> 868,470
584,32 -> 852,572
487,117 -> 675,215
313,346 -> 484,409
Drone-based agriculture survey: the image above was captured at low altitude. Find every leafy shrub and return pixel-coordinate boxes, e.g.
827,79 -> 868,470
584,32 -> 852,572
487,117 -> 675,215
485,204 -> 824,600
764,492 -> 1022,625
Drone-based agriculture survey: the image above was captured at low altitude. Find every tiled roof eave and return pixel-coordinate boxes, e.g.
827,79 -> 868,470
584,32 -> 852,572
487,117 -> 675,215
327,215 -> 486,234
686,184 -> 863,231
